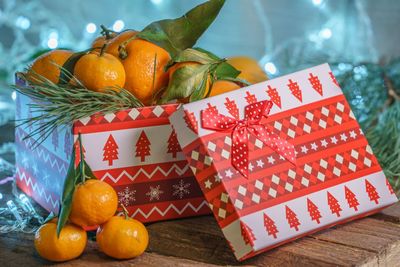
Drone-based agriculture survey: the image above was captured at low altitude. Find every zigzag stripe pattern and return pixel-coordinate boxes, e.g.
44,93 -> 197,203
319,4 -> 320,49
122,201 -> 210,219
16,167 -> 59,209
15,128 -> 68,175
100,164 -> 190,183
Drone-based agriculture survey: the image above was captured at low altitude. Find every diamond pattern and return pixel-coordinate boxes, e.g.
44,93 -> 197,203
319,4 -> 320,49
221,145 -> 377,213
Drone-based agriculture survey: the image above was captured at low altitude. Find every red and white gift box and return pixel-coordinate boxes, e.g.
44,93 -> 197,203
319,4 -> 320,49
15,76 -> 210,222
169,63 -> 398,260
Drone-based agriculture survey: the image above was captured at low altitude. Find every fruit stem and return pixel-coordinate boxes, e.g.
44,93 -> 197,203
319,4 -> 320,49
118,35 -> 137,60
100,24 -> 115,40
121,204 -> 129,220
99,44 -> 107,57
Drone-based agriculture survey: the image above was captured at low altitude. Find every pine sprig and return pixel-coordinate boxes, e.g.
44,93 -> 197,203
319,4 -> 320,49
13,71 -> 143,146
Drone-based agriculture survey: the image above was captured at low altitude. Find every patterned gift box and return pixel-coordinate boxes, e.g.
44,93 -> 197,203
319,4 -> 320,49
15,75 -> 210,222
169,63 -> 398,260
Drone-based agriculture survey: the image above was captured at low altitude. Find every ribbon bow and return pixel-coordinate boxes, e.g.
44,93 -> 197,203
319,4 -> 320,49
201,100 -> 296,178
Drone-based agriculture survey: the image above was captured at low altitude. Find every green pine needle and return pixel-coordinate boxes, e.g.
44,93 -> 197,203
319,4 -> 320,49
13,71 -> 143,147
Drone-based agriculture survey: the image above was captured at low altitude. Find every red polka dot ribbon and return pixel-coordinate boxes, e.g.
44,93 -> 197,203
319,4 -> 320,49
201,100 -> 296,178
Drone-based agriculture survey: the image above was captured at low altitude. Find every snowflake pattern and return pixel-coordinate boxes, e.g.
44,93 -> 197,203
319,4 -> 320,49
146,185 -> 164,201
118,187 -> 136,206
172,179 -> 191,199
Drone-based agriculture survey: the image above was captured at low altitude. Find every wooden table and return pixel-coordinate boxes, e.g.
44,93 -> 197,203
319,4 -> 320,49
1,192 -> 400,266
1,122 -> 400,266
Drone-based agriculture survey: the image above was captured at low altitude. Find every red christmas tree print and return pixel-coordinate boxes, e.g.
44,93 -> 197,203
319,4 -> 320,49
287,79 -> 302,102
327,192 -> 342,217
266,85 -> 281,108
103,135 -> 118,166
245,91 -> 257,104
240,221 -> 256,246
365,179 -> 380,204
135,131 -> 151,162
263,213 -> 278,239
167,129 -> 181,158
386,179 -> 395,195
205,103 -> 218,114
224,97 -> 239,120
74,139 -> 86,167
329,71 -> 339,87
183,110 -> 198,134
344,186 -> 359,211
308,73 -> 323,96
307,198 -> 322,224
285,205 -> 300,231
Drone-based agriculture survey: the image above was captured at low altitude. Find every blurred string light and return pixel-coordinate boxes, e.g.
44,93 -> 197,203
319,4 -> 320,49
312,0 -> 323,6
112,20 -> 125,32
11,91 -> 16,101
85,23 -> 97,34
15,16 -> 31,30
151,0 -> 163,5
319,27 -> 332,39
0,176 -> 44,233
264,62 -> 277,75
47,30 -> 59,49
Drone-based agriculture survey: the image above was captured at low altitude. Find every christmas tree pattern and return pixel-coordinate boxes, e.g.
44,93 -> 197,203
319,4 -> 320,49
329,71 -> 339,87
205,103 -> 218,114
386,179 -> 395,195
74,139 -> 86,167
365,179 -> 380,204
135,131 -> 151,162
52,126 -> 58,151
103,134 -> 119,166
285,205 -> 300,231
167,129 -> 181,158
263,213 -> 278,239
307,198 -> 322,224
287,79 -> 302,102
327,192 -> 342,217
245,91 -> 258,104
308,73 -> 323,96
224,97 -> 239,120
183,110 -> 198,134
240,221 -> 256,246
64,131 -> 72,157
344,186 -> 359,211
266,85 -> 281,108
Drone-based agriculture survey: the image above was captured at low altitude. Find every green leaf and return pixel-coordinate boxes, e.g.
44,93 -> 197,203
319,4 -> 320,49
57,145 -> 76,237
84,161 -> 97,180
173,48 -> 218,65
193,47 -> 240,79
214,62 -> 240,80
136,0 -> 225,57
43,212 -> 56,224
56,192 -> 74,237
190,71 -> 209,102
160,63 -> 210,103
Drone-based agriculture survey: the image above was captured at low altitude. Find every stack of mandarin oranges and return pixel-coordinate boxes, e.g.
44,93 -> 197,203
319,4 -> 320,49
34,178 -> 148,262
28,28 -> 268,106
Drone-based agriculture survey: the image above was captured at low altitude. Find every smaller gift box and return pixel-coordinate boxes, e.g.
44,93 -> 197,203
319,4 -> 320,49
169,63 -> 398,260
15,75 -> 210,223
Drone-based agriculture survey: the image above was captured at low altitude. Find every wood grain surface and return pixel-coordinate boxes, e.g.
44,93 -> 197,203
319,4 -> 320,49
0,201 -> 399,266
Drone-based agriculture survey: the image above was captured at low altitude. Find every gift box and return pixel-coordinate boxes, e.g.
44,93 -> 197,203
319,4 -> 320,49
15,75 -> 210,223
169,63 -> 398,260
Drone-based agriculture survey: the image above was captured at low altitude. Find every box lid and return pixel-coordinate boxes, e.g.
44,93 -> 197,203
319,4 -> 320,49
169,63 -> 398,260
